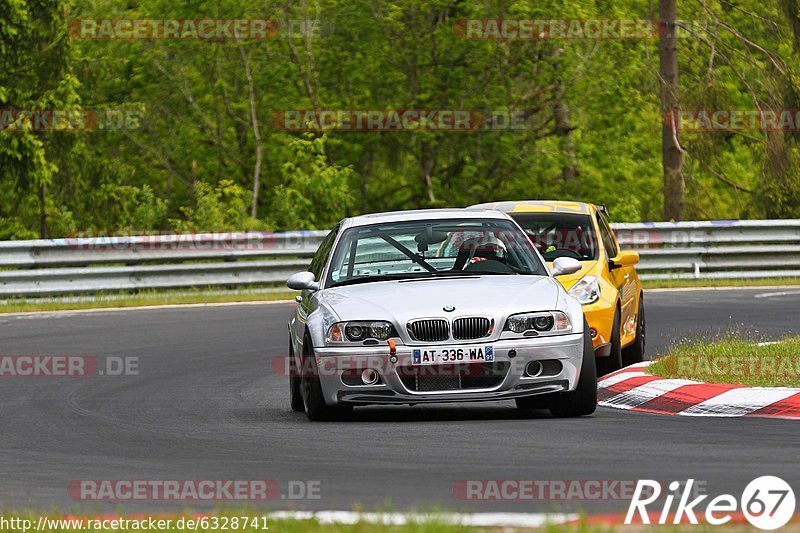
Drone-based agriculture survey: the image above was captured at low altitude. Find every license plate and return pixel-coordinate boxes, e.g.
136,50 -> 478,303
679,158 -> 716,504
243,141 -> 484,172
412,345 -> 494,365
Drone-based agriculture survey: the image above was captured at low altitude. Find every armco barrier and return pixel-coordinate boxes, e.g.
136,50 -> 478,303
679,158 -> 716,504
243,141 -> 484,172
0,220 -> 798,296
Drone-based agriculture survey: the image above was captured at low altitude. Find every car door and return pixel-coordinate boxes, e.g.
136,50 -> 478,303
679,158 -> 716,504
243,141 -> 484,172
597,212 -> 636,338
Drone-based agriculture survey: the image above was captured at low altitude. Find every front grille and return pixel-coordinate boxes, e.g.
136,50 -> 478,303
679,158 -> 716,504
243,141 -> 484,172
398,362 -> 509,392
407,319 -> 450,342
452,317 -> 493,340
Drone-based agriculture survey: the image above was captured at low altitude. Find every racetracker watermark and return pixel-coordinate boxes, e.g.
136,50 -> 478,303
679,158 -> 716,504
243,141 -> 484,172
613,226 -> 745,248
274,354 -> 513,380
453,19 -> 714,40
676,355 -> 800,379
63,230 -> 319,253
68,479 -> 320,501
522,228 -> 596,253
0,356 -> 138,377
273,109 -> 539,131
666,109 -> 800,132
0,107 -> 143,132
68,19 -> 322,40
453,479 -> 680,501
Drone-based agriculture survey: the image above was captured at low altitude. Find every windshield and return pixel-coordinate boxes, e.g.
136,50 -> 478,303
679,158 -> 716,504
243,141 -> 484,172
510,213 -> 599,262
326,218 -> 547,287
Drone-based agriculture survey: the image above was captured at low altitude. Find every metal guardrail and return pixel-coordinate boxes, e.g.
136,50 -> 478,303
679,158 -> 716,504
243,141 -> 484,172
613,220 -> 800,280
0,232 -> 321,267
0,220 -> 798,296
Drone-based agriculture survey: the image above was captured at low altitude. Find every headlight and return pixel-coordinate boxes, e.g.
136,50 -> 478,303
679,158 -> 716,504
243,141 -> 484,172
504,311 -> 571,335
327,321 -> 398,343
568,275 -> 601,305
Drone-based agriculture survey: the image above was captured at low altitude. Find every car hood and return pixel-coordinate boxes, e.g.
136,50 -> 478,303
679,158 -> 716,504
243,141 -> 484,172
321,275 -> 562,323
548,260 -> 598,291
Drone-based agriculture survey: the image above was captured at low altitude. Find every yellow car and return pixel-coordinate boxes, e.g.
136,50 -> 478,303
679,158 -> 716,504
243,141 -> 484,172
470,200 -> 645,375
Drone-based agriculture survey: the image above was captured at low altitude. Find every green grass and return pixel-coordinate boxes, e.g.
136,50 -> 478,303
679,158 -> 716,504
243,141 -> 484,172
643,277 -> 800,289
0,288 -> 295,314
647,335 -> 800,387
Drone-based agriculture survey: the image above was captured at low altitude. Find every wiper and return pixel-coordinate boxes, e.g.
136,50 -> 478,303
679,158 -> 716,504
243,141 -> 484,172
400,272 -> 478,282
398,271 -> 520,283
332,270 -> 519,287
428,270 -> 481,277
330,274 -> 421,287
430,270 -> 517,277
462,271 -> 518,276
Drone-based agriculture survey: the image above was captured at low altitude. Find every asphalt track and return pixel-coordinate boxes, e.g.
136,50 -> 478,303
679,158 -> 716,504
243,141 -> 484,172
1,287 -> 799,514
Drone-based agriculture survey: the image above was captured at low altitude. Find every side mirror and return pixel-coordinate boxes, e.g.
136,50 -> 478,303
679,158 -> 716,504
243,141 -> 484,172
610,251 -> 639,269
286,271 -> 320,291
552,257 -> 582,277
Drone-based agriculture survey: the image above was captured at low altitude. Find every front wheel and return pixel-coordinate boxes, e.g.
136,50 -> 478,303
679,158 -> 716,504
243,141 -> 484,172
596,308 -> 622,376
622,296 -> 646,366
301,334 -> 352,421
289,343 -> 305,412
549,320 -> 597,418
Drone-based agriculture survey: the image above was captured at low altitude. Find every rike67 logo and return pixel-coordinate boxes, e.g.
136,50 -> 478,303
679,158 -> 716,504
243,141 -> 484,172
626,476 -> 795,530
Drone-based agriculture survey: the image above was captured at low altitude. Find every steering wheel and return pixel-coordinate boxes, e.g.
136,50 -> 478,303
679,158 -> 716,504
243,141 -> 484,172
542,249 -> 583,261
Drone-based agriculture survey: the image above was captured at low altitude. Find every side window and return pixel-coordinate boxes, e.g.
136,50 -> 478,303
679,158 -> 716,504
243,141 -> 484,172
309,227 -> 338,281
596,214 -> 618,258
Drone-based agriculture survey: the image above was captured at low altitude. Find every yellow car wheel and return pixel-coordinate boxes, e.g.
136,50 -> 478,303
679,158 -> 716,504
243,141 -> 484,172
596,308 -> 622,376
622,297 -> 646,366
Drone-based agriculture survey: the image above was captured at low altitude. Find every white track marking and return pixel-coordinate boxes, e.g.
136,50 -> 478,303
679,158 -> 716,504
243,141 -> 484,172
600,379 -> 697,409
597,371 -> 648,389
598,358 -> 800,418
266,510 -> 578,528
680,388 -> 800,417
648,286 -> 796,293
754,290 -> 800,299
597,361 -> 654,389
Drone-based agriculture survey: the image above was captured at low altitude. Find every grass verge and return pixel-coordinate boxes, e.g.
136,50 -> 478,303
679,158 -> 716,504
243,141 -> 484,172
647,335 -> 800,387
0,288 -> 296,314
642,277 -> 800,289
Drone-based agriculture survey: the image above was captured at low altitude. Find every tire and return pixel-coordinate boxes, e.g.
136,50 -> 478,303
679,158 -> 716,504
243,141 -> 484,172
289,342 -> 305,412
596,308 -> 622,376
548,320 -> 597,418
300,334 -> 352,421
622,295 -> 646,366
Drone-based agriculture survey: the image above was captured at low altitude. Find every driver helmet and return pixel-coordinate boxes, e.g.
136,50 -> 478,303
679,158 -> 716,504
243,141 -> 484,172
473,233 -> 508,260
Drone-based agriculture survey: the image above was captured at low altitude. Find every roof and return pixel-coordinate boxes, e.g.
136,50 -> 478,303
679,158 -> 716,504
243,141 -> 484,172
468,200 -> 595,215
342,208 -> 511,228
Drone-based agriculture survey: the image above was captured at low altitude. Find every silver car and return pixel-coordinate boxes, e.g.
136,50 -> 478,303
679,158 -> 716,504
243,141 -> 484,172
285,209 -> 596,420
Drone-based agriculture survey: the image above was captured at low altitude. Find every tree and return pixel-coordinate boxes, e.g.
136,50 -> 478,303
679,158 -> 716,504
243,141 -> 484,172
659,0 -> 685,220
0,0 -> 80,238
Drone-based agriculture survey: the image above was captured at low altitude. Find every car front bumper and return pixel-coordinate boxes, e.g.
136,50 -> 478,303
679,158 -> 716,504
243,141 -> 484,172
582,298 -> 616,356
313,333 -> 584,406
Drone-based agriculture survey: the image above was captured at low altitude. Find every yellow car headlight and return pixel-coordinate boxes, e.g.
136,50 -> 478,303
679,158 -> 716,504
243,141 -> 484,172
568,275 -> 601,305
